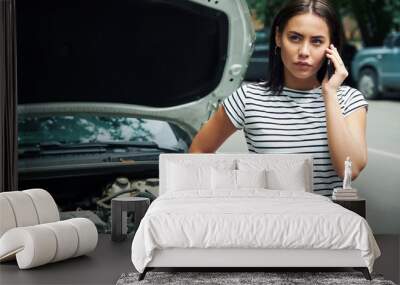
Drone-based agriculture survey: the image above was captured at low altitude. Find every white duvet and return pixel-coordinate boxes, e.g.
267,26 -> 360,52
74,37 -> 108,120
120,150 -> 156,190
131,189 -> 381,273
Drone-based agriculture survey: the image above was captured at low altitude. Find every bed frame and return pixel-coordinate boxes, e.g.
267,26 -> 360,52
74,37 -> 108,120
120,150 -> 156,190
139,248 -> 371,280
137,153 -> 372,281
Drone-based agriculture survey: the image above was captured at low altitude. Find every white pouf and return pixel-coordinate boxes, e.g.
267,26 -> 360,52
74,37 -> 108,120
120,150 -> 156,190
0,189 -> 98,269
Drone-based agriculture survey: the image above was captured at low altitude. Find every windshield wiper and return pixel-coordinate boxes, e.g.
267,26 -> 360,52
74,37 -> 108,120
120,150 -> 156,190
18,141 -> 108,157
96,141 -> 185,153
18,140 -> 184,157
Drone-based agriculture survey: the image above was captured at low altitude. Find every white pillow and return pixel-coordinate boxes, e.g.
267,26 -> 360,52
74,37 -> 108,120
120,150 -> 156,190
266,164 -> 307,191
211,168 -> 268,190
167,162 -> 210,191
236,169 -> 268,188
167,160 -> 236,192
211,168 -> 237,190
237,159 -> 309,192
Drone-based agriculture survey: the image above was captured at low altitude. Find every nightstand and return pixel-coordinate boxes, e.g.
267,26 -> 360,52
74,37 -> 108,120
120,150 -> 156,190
332,198 -> 366,218
111,197 -> 150,242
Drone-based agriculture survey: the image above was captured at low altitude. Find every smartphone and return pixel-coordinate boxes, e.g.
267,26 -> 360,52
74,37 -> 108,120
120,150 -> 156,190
327,59 -> 335,79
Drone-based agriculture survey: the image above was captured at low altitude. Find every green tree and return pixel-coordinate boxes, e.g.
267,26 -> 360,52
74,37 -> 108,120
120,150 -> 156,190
349,0 -> 394,46
384,0 -> 400,31
246,0 -> 282,27
246,0 -> 398,46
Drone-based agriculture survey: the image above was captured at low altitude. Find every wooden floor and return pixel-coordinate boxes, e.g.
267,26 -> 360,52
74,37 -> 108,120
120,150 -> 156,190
0,234 -> 398,285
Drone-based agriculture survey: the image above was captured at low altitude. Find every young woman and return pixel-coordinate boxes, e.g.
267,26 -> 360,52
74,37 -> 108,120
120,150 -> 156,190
188,0 -> 368,196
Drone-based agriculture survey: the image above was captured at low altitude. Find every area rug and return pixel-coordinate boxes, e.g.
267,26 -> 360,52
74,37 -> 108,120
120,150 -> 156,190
116,271 -> 397,285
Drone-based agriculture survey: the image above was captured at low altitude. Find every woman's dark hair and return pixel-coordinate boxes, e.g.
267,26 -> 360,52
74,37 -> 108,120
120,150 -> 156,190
264,0 -> 342,95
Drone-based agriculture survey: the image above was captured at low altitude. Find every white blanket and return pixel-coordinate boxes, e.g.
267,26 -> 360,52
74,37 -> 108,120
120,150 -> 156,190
131,190 -> 381,273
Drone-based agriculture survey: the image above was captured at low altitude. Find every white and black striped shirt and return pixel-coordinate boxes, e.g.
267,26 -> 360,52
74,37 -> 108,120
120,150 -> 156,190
222,82 -> 369,196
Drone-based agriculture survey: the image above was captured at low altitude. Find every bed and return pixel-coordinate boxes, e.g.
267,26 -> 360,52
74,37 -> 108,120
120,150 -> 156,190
131,153 -> 381,281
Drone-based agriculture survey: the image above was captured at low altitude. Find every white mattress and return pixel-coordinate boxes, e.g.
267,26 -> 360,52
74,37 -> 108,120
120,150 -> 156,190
131,190 -> 381,273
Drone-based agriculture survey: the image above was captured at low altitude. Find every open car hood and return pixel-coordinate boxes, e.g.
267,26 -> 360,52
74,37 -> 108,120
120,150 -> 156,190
17,0 -> 255,137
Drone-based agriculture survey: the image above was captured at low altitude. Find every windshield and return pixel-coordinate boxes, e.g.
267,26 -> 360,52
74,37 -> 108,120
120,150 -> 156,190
18,115 -> 181,148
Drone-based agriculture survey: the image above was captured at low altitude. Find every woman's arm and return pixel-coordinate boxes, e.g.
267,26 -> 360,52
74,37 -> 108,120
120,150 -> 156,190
323,90 -> 368,180
322,44 -> 368,180
188,105 -> 237,153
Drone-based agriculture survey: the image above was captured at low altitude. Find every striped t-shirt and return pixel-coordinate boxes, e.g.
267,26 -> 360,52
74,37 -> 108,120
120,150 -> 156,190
222,82 -> 369,196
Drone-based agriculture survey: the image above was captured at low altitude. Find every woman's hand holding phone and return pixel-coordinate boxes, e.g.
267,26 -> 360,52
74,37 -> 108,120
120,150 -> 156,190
322,44 -> 349,94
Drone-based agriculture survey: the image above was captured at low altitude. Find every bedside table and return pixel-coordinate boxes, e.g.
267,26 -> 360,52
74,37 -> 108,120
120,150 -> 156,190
332,198 -> 366,218
111,197 -> 150,242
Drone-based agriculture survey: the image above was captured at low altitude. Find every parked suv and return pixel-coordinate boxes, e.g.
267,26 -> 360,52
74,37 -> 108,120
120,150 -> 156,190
352,32 -> 400,99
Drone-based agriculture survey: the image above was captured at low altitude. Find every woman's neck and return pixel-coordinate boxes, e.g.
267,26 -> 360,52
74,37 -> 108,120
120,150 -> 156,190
283,70 -> 320,91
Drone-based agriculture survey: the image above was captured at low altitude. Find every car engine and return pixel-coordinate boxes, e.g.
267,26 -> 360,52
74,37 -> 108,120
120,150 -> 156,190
60,177 -> 158,234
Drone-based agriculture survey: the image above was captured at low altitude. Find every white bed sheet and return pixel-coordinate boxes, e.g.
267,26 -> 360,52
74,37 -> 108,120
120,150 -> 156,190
131,189 -> 381,273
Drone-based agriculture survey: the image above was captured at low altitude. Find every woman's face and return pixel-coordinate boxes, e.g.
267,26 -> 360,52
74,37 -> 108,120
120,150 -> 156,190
275,13 -> 331,81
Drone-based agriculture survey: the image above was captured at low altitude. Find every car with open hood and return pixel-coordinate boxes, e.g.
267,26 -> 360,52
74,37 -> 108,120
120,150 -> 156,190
16,0 -> 255,229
